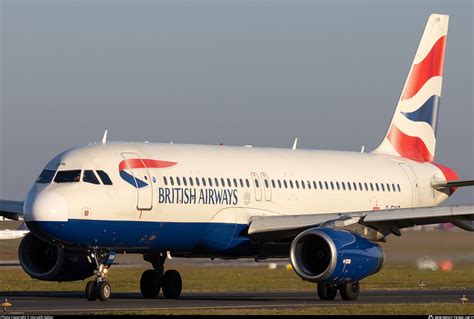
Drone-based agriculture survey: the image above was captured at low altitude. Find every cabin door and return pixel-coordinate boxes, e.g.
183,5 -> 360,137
121,152 -> 153,210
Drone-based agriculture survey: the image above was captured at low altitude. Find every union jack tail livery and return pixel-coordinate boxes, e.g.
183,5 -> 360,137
374,14 -> 448,162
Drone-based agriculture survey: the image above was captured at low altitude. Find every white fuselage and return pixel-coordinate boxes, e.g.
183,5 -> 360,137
23,142 -> 450,253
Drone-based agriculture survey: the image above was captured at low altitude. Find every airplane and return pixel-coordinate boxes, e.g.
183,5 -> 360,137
0,13 -> 473,302
0,222 -> 29,240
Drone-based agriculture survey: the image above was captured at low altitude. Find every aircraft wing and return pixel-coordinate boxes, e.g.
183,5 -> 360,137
0,200 -> 24,221
248,204 -> 474,242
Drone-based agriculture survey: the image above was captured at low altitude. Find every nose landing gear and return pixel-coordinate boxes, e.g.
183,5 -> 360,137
85,250 -> 115,301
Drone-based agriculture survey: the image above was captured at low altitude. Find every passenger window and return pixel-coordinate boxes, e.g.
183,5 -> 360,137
202,177 -> 206,187
336,182 -> 340,190
342,182 -> 346,191
364,183 -> 368,191
183,177 -> 187,187
284,180 -> 288,189
386,183 -> 390,192
353,182 -> 357,191
208,178 -> 213,187
221,178 -> 225,186
170,177 -> 175,186
301,180 -> 305,189
36,169 -> 56,184
397,184 -> 401,192
308,181 -> 313,190
289,180 -> 294,189
271,180 -> 276,188
215,178 -> 219,187
239,179 -> 244,188
319,181 -> 323,189
264,179 -> 269,188
83,170 -> 100,185
295,180 -> 299,189
176,177 -> 181,186
189,178 -> 194,187
330,182 -> 334,190
195,177 -> 200,187
347,182 -> 351,191
255,179 -> 260,188
246,179 -> 250,188
278,180 -> 282,188
324,181 -> 328,190
370,183 -> 374,191
54,170 -> 82,183
164,176 -> 168,186
227,178 -> 232,187
375,183 -> 379,191
233,178 -> 238,187
381,183 -> 385,192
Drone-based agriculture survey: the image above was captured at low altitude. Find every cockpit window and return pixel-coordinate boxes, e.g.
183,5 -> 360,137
96,170 -> 113,185
36,169 -> 56,184
83,170 -> 100,185
54,170 -> 81,183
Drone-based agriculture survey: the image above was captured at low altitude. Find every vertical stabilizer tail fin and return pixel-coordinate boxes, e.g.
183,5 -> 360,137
373,14 -> 449,162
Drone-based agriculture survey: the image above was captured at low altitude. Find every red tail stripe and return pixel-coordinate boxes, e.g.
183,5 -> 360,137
119,159 -> 177,171
387,125 -> 434,162
402,36 -> 446,100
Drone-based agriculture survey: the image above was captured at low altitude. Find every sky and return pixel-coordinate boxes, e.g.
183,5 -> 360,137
0,0 -> 472,205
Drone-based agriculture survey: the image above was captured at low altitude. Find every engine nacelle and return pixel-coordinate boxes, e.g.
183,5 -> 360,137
290,227 -> 384,284
19,233 -> 95,282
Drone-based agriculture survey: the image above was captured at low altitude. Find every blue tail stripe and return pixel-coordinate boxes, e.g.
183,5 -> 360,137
401,95 -> 440,134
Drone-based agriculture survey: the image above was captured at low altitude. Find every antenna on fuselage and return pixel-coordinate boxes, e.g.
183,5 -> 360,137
102,130 -> 108,145
292,138 -> 298,150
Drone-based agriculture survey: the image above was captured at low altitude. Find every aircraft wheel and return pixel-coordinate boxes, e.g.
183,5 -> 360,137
161,270 -> 182,299
98,281 -> 112,301
317,283 -> 337,300
140,269 -> 161,298
339,281 -> 360,301
85,281 -> 98,301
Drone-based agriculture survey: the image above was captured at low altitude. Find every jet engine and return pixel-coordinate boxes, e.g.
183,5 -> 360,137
290,227 -> 384,283
19,232 -> 94,282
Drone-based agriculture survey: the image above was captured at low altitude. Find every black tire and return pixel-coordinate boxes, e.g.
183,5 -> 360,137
339,282 -> 360,301
161,270 -> 182,299
85,281 -> 98,301
317,283 -> 337,300
140,269 -> 161,299
98,281 -> 112,301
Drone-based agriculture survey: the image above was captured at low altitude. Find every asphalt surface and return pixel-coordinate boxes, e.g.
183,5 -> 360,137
2,289 -> 472,314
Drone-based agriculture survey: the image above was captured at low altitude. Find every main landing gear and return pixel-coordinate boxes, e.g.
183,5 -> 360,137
317,282 -> 360,301
85,250 -> 116,301
140,252 -> 182,299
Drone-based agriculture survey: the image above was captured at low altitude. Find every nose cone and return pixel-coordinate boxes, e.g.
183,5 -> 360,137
24,191 -> 69,222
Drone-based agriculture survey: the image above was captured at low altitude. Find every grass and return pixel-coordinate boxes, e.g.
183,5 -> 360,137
1,263 -> 473,292
97,304 -> 474,315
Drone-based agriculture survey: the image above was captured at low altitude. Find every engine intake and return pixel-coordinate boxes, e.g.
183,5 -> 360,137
290,227 -> 384,283
19,233 -> 95,282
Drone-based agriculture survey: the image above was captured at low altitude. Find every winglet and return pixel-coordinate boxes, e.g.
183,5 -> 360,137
102,130 -> 108,145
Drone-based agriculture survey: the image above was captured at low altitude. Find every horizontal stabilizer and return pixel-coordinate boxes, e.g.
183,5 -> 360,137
431,179 -> 474,189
